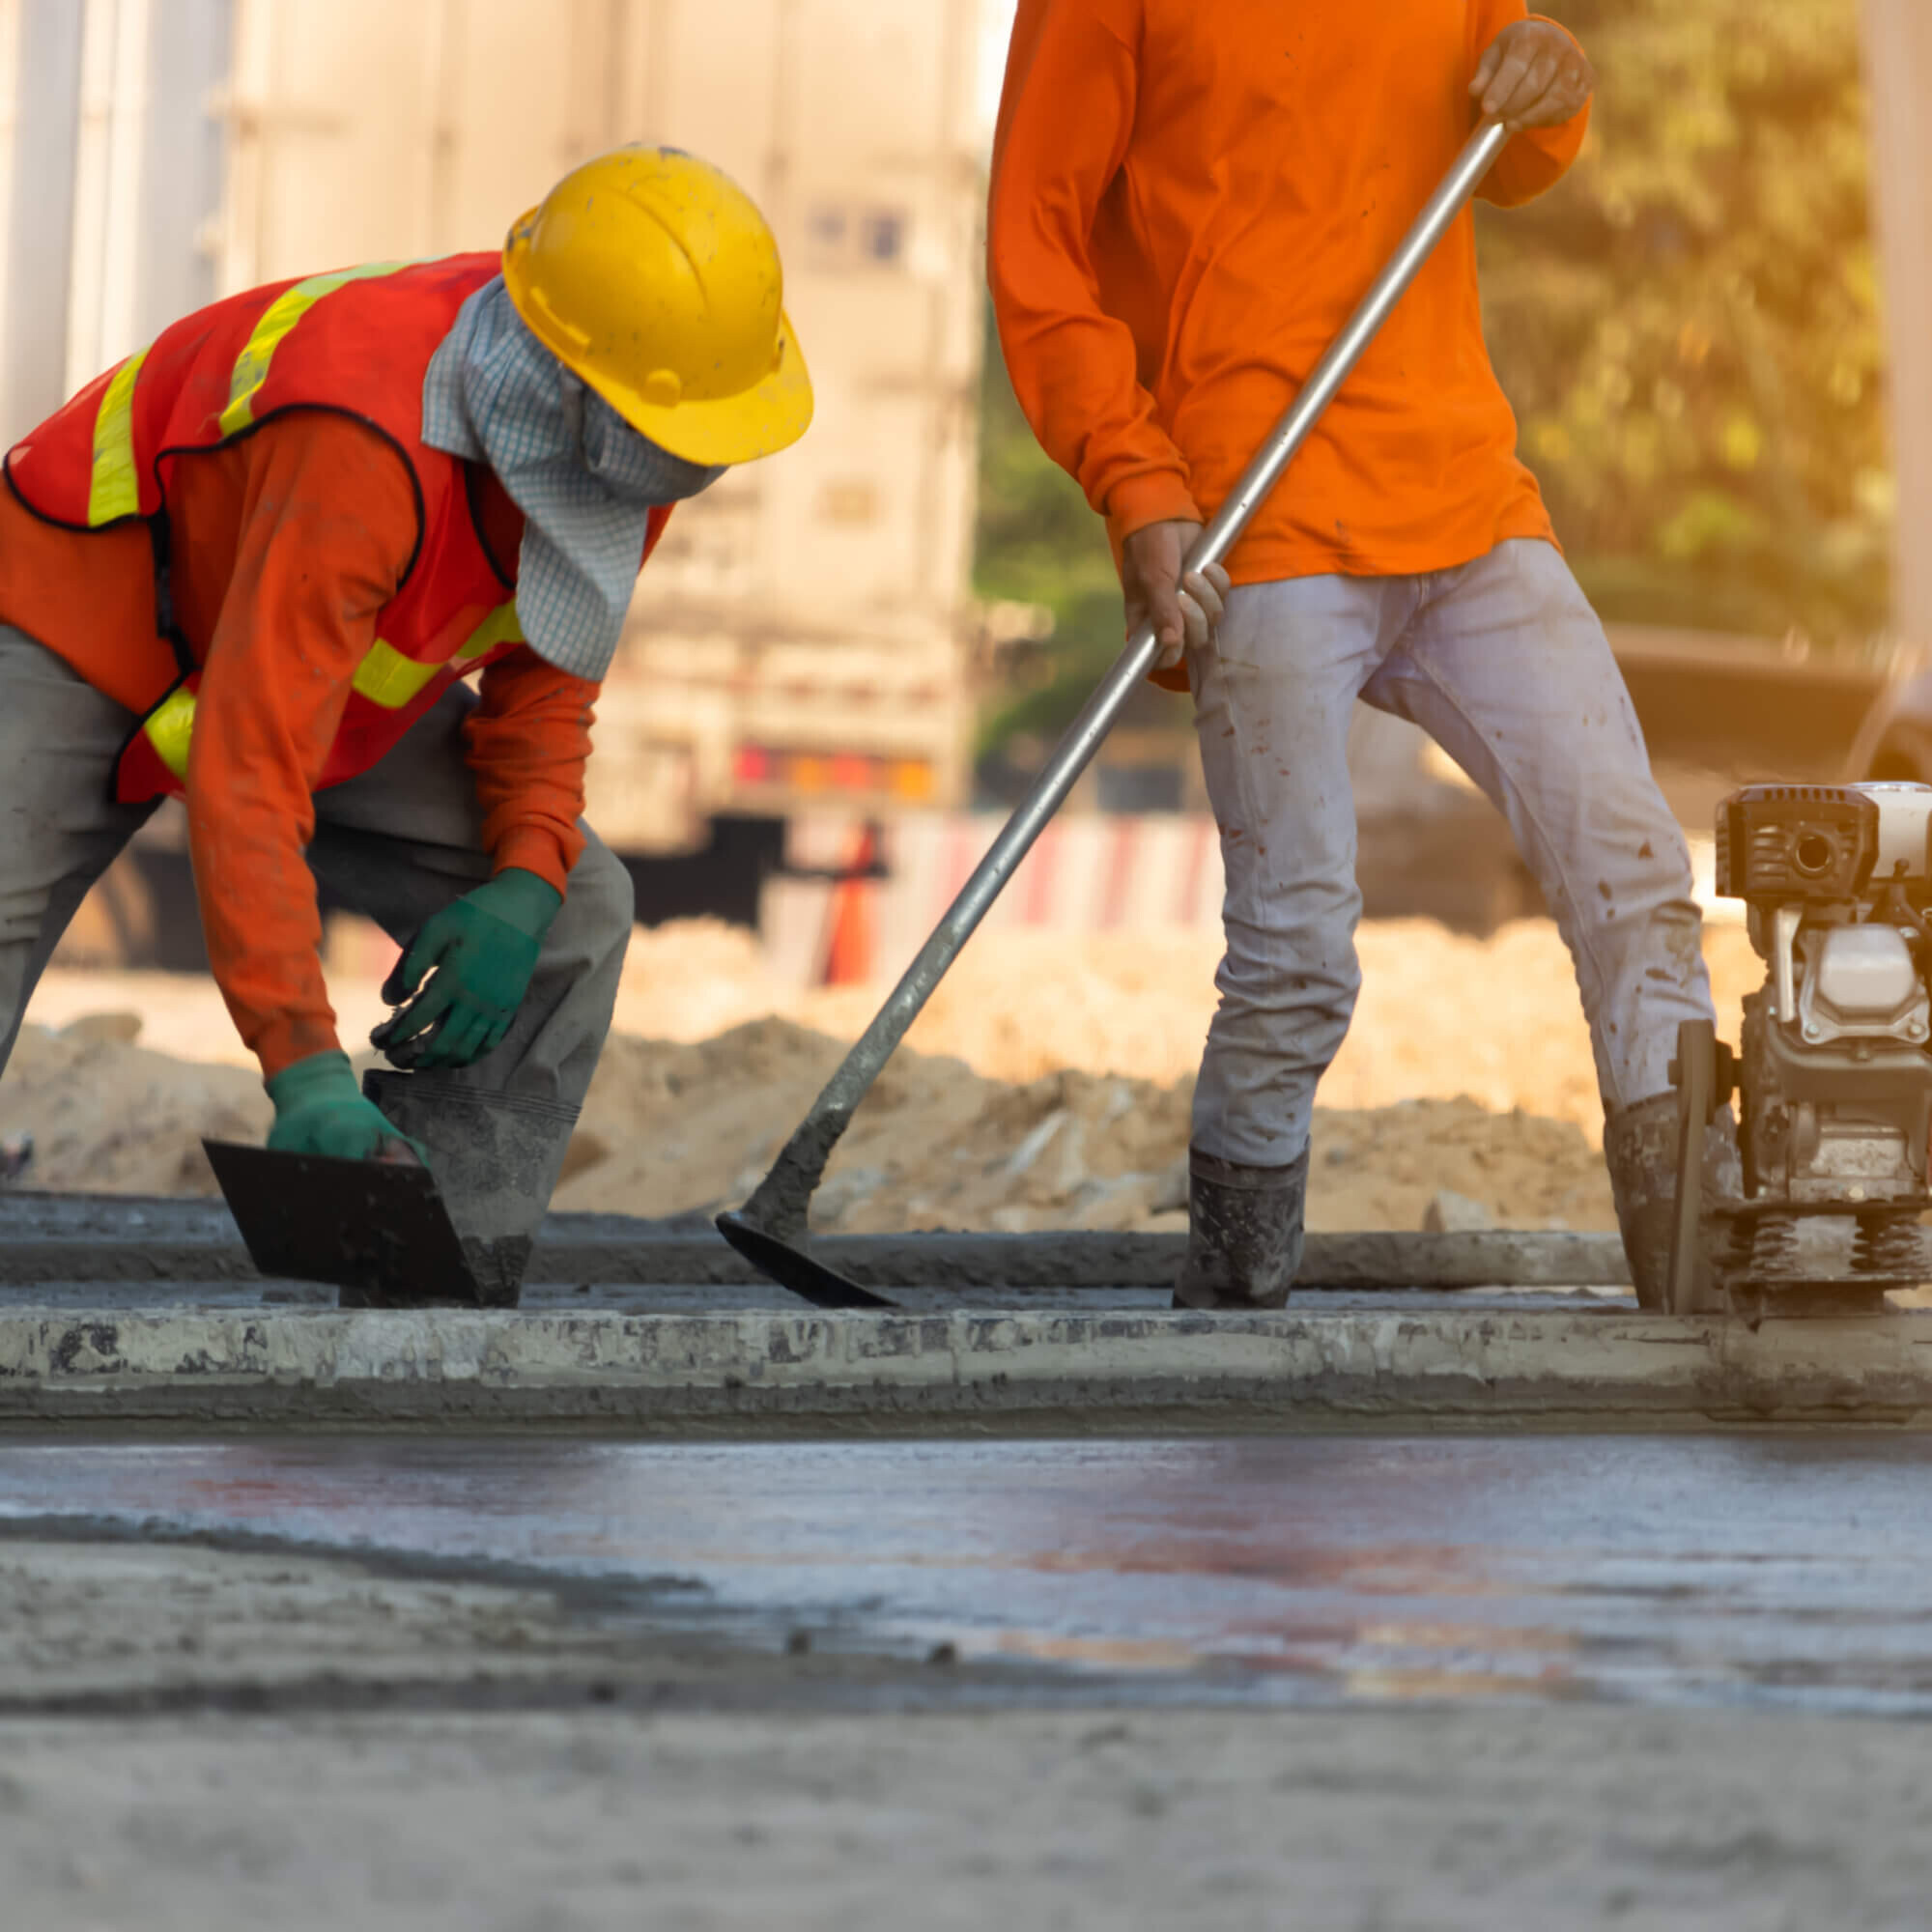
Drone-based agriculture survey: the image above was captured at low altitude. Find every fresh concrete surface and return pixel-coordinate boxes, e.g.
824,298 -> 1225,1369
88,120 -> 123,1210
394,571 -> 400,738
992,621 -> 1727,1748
14,1700 -> 1932,1931
13,1432 -> 1932,1712
3,1517 -> 1932,1929
2,1190 -> 1922,1431
0,1300 -> 1930,1429
0,1189 -> 1634,1289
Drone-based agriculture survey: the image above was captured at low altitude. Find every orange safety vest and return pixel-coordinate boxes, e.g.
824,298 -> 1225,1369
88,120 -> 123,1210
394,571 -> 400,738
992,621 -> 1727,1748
3,254 -> 671,804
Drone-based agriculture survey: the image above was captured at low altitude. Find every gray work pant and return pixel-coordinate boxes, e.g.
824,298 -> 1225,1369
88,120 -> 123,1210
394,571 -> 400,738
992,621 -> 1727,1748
1188,539 -> 1714,1168
0,626 -> 633,1108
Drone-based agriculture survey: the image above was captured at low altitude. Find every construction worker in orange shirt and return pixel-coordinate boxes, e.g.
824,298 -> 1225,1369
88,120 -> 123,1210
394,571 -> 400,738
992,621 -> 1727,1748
989,3 -> 1736,1311
0,146 -> 812,1294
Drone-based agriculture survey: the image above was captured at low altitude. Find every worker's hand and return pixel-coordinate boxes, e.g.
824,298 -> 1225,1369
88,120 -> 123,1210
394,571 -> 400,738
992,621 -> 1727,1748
1470,20 -> 1595,131
372,868 -> 563,1071
267,1050 -> 427,1164
1120,521 -> 1231,670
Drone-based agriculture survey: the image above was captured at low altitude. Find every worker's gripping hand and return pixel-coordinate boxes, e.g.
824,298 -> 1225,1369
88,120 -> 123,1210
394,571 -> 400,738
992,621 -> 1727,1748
1120,521 -> 1231,671
267,1050 -> 428,1164
372,868 -> 563,1071
1470,20 -> 1595,131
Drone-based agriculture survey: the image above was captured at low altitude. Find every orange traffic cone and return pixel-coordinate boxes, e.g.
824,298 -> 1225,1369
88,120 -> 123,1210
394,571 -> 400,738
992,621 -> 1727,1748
820,823 -> 878,986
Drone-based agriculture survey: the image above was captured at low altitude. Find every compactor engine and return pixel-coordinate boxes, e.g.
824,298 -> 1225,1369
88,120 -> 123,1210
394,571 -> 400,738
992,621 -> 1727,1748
1699,782 -> 1932,1299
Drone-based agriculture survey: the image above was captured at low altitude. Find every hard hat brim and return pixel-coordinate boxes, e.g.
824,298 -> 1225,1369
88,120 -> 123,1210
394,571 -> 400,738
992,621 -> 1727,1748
588,309 -> 813,468
502,220 -> 812,468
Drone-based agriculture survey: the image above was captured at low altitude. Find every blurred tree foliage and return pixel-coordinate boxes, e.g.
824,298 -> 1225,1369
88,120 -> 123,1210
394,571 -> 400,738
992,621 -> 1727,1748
972,298 -> 1130,751
1483,0 -> 1885,640
972,0 -> 1887,750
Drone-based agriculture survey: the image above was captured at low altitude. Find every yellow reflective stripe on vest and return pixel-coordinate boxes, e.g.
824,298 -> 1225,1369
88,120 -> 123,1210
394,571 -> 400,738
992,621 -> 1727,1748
87,347 -> 151,525
457,601 -> 523,663
144,687 -> 197,781
351,639 -> 441,709
218,261 -> 409,438
128,604 -> 524,787
351,600 -> 524,710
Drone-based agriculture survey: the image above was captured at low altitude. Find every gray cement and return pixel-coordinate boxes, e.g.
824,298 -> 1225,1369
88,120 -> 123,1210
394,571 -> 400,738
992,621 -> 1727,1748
9,1190 -> 1926,1433
0,1299 -> 1927,1430
4,1401 -> 1931,1929
6,1431 -> 1932,1714
12,1700 -> 1932,1931
0,1189 -> 1633,1290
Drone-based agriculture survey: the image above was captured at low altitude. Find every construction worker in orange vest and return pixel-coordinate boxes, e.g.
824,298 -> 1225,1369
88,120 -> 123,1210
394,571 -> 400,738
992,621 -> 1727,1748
0,146 -> 812,1293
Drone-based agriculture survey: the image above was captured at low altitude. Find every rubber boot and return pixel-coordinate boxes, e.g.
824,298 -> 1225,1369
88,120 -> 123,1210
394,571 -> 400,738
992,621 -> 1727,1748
1603,1091 -> 1743,1315
1172,1146 -> 1308,1311
362,1069 -> 580,1308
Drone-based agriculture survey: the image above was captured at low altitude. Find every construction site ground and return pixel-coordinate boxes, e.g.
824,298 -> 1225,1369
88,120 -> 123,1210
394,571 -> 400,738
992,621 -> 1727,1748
4,1431 -> 1932,1929
8,914 -> 1931,1928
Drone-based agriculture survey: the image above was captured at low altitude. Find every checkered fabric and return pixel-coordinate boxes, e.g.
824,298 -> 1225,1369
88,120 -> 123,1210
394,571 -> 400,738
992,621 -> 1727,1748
421,276 -> 723,680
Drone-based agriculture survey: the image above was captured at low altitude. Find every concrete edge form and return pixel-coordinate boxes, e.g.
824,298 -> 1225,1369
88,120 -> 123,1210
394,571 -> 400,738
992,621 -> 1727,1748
0,1225 -> 1634,1291
0,1305 -> 1924,1430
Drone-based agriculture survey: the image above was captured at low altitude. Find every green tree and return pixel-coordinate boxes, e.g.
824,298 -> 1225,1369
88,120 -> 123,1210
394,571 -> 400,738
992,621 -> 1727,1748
972,0 -> 1888,750
972,299 -> 1131,753
1482,0 -> 1886,641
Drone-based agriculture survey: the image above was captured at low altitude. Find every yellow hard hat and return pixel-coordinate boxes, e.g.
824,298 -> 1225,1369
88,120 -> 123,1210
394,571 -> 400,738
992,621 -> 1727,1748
502,145 -> 811,467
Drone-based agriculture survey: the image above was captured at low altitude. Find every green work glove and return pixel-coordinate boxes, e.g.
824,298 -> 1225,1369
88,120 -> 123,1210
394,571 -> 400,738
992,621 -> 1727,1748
267,1051 -> 427,1164
371,868 -> 562,1071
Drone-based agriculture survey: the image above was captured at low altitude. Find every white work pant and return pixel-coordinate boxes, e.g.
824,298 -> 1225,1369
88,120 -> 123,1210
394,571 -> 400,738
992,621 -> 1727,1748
1187,538 -> 1715,1167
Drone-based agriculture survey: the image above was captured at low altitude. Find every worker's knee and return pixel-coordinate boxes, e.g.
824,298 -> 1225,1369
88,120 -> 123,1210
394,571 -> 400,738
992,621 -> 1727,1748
1209,945 -> 1361,1061
561,835 -> 636,962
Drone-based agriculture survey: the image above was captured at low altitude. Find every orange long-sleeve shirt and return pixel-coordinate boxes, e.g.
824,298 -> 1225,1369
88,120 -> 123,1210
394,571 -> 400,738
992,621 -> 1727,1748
0,414 -> 599,1078
988,0 -> 1589,597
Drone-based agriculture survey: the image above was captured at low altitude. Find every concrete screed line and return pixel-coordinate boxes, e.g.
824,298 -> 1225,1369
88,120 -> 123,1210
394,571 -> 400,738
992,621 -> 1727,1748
0,1303 -> 1929,1430
0,1206 -> 1635,1292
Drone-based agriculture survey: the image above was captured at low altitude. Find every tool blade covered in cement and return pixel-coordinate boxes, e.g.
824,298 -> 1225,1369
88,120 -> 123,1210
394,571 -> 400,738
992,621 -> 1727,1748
204,1139 -> 488,1306
714,1208 -> 896,1309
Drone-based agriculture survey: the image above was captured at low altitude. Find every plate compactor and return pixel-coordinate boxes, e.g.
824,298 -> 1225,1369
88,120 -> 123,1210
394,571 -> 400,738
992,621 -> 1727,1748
1670,781 -> 1932,1318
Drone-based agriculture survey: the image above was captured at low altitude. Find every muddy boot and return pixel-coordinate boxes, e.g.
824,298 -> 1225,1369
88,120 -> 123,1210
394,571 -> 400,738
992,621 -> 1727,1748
1604,1091 -> 1743,1315
362,1070 -> 580,1308
1173,1146 -> 1308,1311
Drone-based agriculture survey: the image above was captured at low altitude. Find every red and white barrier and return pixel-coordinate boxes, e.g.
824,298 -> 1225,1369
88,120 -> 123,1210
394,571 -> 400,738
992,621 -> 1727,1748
768,811 -> 1227,986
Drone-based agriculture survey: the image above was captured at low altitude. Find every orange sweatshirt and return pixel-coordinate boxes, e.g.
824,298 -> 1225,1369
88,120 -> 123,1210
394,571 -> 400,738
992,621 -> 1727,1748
0,414 -> 599,1078
988,0 -> 1588,606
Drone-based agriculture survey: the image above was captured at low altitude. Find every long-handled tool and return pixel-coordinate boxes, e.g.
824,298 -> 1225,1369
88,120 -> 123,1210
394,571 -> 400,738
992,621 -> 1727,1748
719,119 -> 1514,1309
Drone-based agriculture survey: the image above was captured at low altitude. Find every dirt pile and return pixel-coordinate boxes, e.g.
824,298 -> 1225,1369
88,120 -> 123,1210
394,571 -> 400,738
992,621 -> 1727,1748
0,1006 -> 1614,1233
0,1020 -> 270,1195
562,1015 -> 1614,1234
8,913 -> 1771,1231
24,915 -> 1768,1126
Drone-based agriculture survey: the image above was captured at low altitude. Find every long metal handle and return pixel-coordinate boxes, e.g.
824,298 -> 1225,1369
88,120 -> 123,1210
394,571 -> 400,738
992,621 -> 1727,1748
742,120 -> 1510,1235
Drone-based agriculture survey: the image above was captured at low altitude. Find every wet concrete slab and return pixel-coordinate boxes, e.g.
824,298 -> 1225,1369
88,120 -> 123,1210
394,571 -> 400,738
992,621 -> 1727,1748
0,1190 -> 1634,1291
6,1191 -> 1926,1432
0,1296 -> 1929,1431
6,1278 -> 1620,1316
5,1431 -> 1932,1716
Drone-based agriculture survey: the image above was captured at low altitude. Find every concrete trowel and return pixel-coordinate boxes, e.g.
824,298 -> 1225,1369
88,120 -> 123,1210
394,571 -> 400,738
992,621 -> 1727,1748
203,1138 -> 483,1307
206,1066 -> 579,1308
718,118 -> 1516,1311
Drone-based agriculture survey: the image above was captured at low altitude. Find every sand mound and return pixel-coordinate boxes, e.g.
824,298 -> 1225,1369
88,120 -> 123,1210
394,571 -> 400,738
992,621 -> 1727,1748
0,1007 -> 1614,1234
0,1021 -> 270,1195
560,1014 -> 1613,1234
9,913 -> 1771,1232
615,915 -> 1765,1138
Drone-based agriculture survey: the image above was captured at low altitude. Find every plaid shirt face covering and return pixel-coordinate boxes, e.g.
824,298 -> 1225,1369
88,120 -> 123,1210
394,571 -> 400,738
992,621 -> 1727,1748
421,276 -> 725,680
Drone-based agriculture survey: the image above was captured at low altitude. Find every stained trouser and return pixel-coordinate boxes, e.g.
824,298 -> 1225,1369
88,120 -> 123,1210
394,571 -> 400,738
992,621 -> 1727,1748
1180,539 -> 1720,1305
0,625 -> 633,1267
